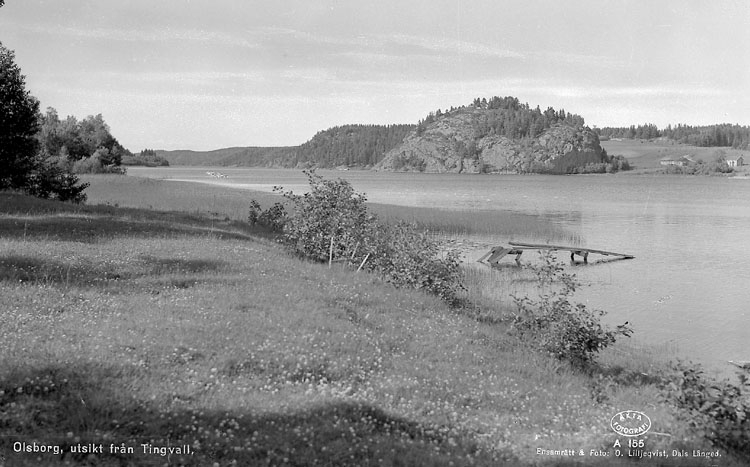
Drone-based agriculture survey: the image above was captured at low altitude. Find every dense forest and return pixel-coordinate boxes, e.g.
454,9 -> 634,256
289,124 -> 414,168
158,124 -> 414,168
418,96 -> 585,140
595,123 -> 750,149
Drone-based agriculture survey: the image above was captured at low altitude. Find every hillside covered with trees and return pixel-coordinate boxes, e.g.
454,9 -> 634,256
156,124 -> 414,168
290,124 -> 414,168
418,96 -> 585,140
376,96 -> 629,174
595,123 -> 750,149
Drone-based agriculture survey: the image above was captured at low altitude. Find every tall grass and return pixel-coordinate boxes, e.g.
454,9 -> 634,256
82,174 -> 279,221
369,203 -> 582,244
83,175 -> 581,244
3,178 -> 745,465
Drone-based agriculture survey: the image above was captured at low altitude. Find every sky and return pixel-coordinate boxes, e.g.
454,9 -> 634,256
1,0 -> 749,151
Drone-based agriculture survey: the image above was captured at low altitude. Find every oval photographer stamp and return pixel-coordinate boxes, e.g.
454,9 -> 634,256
610,410 -> 651,437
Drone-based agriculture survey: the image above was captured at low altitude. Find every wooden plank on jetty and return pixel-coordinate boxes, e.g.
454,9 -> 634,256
476,246 -> 526,266
477,241 -> 634,267
508,242 -> 635,259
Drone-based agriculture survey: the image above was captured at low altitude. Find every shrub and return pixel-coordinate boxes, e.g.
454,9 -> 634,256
511,252 -> 632,366
274,170 -> 374,262
248,200 -> 287,232
361,220 -> 465,306
660,361 -> 750,458
250,170 -> 465,305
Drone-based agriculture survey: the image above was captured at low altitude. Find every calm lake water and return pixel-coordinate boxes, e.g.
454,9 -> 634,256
128,167 -> 750,375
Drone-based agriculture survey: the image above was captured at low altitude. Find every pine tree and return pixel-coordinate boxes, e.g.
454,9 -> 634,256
0,41 -> 41,190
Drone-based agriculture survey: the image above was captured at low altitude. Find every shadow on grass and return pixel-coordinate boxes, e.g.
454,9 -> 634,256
0,192 -> 268,244
0,363 -> 521,466
0,215 -> 256,244
0,254 -> 228,291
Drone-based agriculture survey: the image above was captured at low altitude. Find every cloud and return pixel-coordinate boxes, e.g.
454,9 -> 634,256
545,85 -> 726,99
14,23 -> 261,49
241,27 -> 524,61
383,34 -> 524,60
534,51 -> 627,69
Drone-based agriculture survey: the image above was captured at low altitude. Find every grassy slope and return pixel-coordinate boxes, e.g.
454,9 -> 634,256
1,182 -> 743,466
601,139 -> 749,173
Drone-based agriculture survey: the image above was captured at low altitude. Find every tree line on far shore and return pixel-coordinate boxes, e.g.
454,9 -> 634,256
596,123 -> 750,149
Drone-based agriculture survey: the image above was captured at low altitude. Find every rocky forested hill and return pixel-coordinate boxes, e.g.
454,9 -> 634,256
374,96 -> 624,174
157,96 -> 628,173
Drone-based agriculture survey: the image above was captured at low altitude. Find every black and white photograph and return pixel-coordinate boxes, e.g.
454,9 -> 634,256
1,1 -> 748,465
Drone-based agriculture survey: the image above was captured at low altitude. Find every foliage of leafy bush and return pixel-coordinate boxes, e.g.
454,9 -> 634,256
248,200 -> 287,232
274,171 -> 374,262
360,220 -> 464,305
511,252 -> 632,366
250,170 -> 465,305
660,361 -> 749,458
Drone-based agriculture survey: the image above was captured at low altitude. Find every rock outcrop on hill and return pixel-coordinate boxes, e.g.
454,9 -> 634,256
375,107 -> 606,174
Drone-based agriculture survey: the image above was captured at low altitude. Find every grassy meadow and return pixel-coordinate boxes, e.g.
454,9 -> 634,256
1,176 -> 746,466
601,139 -> 749,173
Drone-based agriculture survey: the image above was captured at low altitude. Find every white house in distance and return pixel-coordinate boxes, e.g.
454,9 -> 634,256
725,154 -> 745,168
660,155 -> 692,167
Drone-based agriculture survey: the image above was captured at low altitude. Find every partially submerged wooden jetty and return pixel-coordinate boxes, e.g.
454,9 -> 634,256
728,360 -> 750,371
477,241 -> 635,267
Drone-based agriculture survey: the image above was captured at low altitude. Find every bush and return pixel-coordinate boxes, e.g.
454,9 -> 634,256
273,171 -> 374,261
361,220 -> 464,306
248,200 -> 287,232
660,361 -> 750,458
250,170 -> 465,305
511,252 -> 632,366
